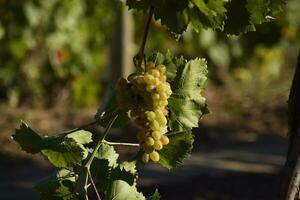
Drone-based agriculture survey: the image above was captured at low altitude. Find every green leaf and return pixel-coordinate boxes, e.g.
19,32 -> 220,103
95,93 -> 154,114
110,161 -> 138,186
94,143 -> 119,167
153,0 -> 189,34
223,0 -> 286,34
126,0 -> 285,34
246,0 -> 269,25
148,189 -> 160,200
66,130 -> 92,144
106,180 -> 145,200
223,0 -> 253,34
91,145 -> 137,192
147,51 -> 185,81
127,0 -> 189,34
168,58 -> 208,130
188,0 -> 227,32
13,121 -> 92,169
95,89 -> 129,128
41,137 -> 88,169
35,169 -> 77,200
91,158 -> 111,192
158,131 -> 194,169
12,121 -> 43,154
126,0 -> 226,34
90,143 -> 119,192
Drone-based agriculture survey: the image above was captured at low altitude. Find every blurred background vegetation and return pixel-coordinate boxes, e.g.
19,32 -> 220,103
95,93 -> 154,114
0,0 -> 299,108
0,0 -> 300,199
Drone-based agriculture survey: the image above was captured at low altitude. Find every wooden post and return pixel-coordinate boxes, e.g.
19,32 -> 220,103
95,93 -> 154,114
280,52 -> 300,200
110,3 -> 134,84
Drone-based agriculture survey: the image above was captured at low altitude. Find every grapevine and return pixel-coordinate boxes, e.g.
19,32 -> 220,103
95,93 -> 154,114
10,0 -> 285,199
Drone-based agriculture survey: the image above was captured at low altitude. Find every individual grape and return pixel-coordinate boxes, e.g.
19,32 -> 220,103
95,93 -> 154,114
151,131 -> 161,140
142,153 -> 149,163
145,137 -> 155,146
150,69 -> 160,78
151,120 -> 160,131
161,135 -> 169,145
155,109 -> 166,125
159,75 -> 167,82
153,140 -> 163,150
146,111 -> 156,121
149,151 -> 160,162
157,64 -> 166,74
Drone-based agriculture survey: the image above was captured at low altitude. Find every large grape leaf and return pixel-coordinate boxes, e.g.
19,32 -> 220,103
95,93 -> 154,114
41,138 -> 88,169
12,121 -> 92,169
106,180 -> 145,200
90,143 -> 119,191
158,131 -> 194,169
94,143 -> 119,167
168,58 -> 208,130
90,144 -> 137,193
188,0 -> 227,32
125,0 -> 286,34
126,0 -> 225,34
12,121 -> 43,154
35,169 -> 76,200
91,158 -> 111,192
224,0 -> 286,34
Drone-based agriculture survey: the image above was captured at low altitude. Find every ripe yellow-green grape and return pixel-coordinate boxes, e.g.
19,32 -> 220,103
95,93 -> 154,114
161,135 -> 169,145
116,64 -> 172,163
149,151 -> 160,162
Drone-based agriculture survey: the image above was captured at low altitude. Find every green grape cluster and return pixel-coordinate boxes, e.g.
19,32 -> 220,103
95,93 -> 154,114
117,64 -> 172,163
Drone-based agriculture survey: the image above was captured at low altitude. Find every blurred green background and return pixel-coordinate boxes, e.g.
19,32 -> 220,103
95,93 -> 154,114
0,0 -> 300,199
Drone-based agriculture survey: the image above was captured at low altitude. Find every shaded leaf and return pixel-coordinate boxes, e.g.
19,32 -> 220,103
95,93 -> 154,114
158,131 -> 194,169
91,145 -> 137,192
35,169 -> 76,200
12,121 -> 43,154
147,51 -> 185,81
13,121 -> 92,169
91,158 -> 111,192
169,58 -> 208,130
148,189 -> 160,200
94,143 -> 119,167
41,137 -> 88,169
106,180 -> 145,200
125,0 -> 285,34
110,161 -> 137,186
189,0 -> 227,31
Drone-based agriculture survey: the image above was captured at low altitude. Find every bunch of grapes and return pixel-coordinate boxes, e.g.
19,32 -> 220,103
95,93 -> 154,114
117,64 -> 172,163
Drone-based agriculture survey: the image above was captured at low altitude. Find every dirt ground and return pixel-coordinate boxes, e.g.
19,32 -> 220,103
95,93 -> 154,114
0,84 -> 291,200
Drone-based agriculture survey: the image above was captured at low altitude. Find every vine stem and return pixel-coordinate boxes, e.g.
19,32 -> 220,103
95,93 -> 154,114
87,168 -> 101,200
61,121 -> 97,136
85,114 -> 118,168
135,6 -> 154,68
105,141 -> 140,147
80,114 -> 118,199
84,170 -> 89,200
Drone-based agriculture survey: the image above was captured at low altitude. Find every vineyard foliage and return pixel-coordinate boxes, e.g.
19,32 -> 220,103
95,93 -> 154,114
0,0 -> 116,106
127,0 -> 285,34
11,0 -> 287,199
